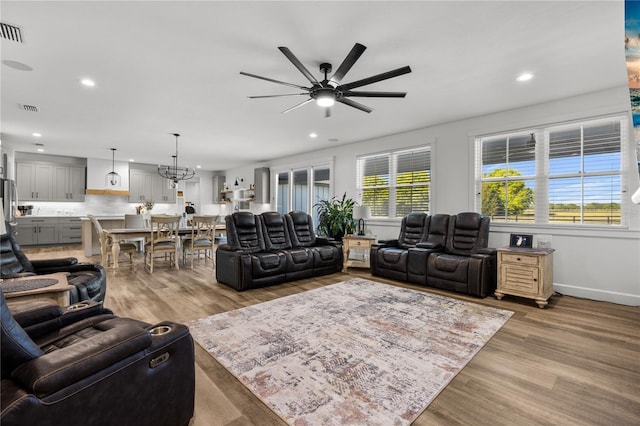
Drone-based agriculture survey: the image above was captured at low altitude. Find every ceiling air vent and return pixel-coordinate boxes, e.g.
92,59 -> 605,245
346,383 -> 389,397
19,104 -> 39,112
0,23 -> 23,43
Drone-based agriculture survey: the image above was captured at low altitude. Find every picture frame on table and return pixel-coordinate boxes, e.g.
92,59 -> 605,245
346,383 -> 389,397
509,233 -> 533,248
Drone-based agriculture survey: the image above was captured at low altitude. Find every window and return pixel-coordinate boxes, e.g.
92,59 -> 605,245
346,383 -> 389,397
274,163 -> 332,228
477,116 -> 626,226
357,146 -> 431,218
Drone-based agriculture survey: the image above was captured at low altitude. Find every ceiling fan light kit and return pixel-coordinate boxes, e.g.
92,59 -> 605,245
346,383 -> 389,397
241,43 -> 411,116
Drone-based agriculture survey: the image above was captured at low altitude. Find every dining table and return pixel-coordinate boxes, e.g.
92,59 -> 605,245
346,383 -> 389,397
105,224 -> 226,272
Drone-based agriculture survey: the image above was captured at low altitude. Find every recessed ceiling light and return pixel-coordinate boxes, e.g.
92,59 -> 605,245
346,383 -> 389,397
36,148 -> 44,152
32,132 -> 42,137
129,159 -> 135,162
81,78 -> 96,87
309,133 -> 318,138
2,60 -> 33,71
196,165 -> 202,169
516,72 -> 534,82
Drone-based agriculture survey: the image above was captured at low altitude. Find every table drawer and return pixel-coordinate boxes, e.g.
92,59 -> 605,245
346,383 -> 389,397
501,253 -> 539,266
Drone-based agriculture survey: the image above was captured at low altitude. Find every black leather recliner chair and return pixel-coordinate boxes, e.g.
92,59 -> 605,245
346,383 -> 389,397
285,211 -> 342,277
1,223 -> 107,304
370,212 -> 430,281
0,290 -> 195,426
216,211 -> 343,291
426,212 -> 496,297
407,214 -> 451,285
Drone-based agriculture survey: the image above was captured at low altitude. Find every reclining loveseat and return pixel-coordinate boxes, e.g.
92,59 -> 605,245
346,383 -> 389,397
216,211 -> 343,291
1,223 -> 107,303
0,290 -> 195,426
371,212 -> 496,298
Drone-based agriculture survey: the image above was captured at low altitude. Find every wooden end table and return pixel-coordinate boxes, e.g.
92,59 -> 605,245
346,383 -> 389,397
495,247 -> 555,308
2,272 -> 73,306
343,235 -> 376,271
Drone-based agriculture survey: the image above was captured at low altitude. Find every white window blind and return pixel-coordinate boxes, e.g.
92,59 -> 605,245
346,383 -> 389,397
476,116 -> 625,226
357,146 -> 431,218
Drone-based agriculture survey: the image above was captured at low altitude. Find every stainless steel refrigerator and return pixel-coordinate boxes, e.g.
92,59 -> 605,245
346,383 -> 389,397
1,178 -> 18,226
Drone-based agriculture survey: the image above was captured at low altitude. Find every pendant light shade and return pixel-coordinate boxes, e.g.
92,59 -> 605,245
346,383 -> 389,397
106,148 -> 121,187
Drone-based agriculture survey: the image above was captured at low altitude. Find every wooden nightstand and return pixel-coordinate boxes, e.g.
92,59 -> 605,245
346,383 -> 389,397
495,247 -> 555,308
343,235 -> 376,270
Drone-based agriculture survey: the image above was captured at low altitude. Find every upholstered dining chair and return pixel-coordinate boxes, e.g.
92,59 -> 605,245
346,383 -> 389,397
87,214 -> 137,271
144,215 -> 181,273
124,213 -> 146,251
182,215 -> 218,269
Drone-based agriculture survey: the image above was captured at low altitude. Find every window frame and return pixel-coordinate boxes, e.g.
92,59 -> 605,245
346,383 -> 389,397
356,145 -> 432,219
475,115 -> 628,228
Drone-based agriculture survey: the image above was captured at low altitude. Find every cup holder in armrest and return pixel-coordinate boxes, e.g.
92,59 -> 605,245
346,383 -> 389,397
67,302 -> 90,311
149,325 -> 173,336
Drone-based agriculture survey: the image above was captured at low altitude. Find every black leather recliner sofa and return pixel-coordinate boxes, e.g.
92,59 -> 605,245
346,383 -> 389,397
371,212 -> 496,298
216,211 -> 343,291
0,290 -> 195,426
1,223 -> 107,304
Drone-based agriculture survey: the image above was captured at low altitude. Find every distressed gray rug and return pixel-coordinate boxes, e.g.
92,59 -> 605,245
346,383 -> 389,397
188,278 -> 513,425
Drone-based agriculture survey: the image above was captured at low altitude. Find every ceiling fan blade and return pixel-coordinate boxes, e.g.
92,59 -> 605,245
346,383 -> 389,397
240,71 -> 309,90
282,98 -> 314,114
338,66 -> 412,91
336,97 -> 373,113
278,46 -> 319,84
329,43 -> 367,86
342,91 -> 407,98
248,93 -> 308,99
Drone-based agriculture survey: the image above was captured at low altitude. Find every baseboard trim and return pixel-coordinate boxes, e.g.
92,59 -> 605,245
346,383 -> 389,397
553,283 -> 640,306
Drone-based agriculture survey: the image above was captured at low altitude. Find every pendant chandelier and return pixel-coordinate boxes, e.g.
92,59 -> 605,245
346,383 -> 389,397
105,148 -> 121,187
157,133 -> 196,188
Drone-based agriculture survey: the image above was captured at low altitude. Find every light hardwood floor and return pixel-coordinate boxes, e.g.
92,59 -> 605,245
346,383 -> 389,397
23,245 -> 640,426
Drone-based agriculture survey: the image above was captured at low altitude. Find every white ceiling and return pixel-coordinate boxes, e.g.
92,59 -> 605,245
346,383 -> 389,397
0,1 -> 625,171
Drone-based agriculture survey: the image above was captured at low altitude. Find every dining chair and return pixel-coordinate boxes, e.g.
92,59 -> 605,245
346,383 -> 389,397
182,215 -> 218,269
144,214 -> 181,273
124,214 -> 146,251
87,214 -> 137,271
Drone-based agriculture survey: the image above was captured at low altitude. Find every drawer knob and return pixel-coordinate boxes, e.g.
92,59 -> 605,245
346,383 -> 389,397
516,257 -> 521,261
357,241 -> 361,246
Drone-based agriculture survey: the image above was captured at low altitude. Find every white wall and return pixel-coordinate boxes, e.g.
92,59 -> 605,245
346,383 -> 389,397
226,86 -> 640,306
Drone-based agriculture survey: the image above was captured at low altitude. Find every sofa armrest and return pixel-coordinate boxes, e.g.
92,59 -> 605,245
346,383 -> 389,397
30,258 -> 78,271
10,300 -> 64,329
375,239 -> 399,247
12,324 -> 152,398
415,242 -> 444,250
474,247 -> 497,256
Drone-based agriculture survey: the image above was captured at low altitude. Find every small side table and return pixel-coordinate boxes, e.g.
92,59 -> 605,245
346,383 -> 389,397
343,235 -> 376,271
2,272 -> 73,306
495,247 -> 555,308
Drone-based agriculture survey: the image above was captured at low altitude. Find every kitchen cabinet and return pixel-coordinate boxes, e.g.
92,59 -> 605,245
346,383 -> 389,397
15,217 -> 58,246
53,165 -> 86,201
15,217 -> 83,246
58,217 -> 83,243
129,169 -> 154,203
153,177 -> 176,203
129,169 -> 176,203
16,162 -> 54,201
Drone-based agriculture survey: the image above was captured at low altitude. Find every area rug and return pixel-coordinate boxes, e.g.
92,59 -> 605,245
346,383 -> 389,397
188,278 -> 513,426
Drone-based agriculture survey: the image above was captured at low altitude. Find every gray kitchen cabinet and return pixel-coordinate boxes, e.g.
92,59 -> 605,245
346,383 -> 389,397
15,217 -> 58,246
129,169 -> 155,203
153,176 -> 176,203
16,162 -> 54,201
53,165 -> 86,201
58,217 -> 83,243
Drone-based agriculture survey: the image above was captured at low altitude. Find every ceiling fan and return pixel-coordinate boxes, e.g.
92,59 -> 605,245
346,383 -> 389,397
240,43 -> 411,117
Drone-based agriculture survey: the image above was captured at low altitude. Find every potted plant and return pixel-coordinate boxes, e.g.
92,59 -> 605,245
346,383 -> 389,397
314,193 -> 355,240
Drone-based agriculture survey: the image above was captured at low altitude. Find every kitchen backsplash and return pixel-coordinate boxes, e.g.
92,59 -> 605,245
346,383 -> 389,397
19,196 -> 238,217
